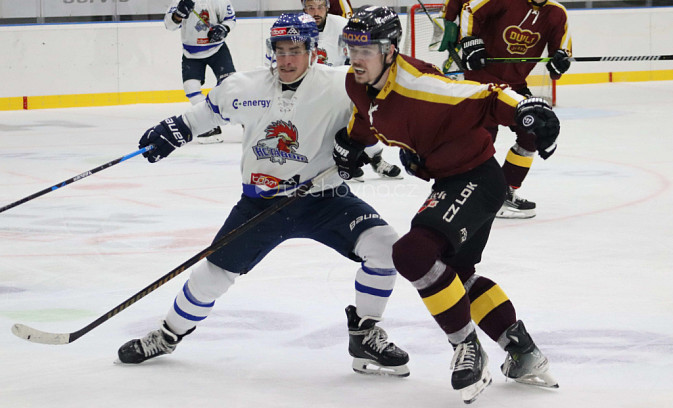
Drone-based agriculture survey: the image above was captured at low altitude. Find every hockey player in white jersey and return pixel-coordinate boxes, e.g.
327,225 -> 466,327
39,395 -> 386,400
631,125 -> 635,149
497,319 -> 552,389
117,12 -> 410,378
164,0 -> 236,143
302,0 -> 402,181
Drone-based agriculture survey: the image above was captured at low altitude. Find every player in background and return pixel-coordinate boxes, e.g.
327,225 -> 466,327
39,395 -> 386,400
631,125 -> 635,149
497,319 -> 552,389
328,0 -> 353,17
460,0 -> 572,218
335,6 -> 558,403
117,12 -> 410,379
164,0 -> 236,144
303,0 -> 402,181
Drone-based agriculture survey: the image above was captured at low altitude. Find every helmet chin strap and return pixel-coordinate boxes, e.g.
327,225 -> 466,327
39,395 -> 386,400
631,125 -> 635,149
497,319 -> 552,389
368,48 -> 398,88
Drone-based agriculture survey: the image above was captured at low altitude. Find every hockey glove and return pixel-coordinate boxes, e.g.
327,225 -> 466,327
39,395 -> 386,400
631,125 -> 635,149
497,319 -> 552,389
460,36 -> 487,71
139,115 -> 192,163
174,0 -> 195,20
332,128 -> 369,180
546,49 -> 571,78
515,98 -> 560,160
208,24 -> 229,43
399,149 -> 425,177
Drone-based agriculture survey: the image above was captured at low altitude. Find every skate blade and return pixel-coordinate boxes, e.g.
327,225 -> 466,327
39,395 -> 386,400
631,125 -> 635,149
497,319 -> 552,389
459,369 -> 492,404
196,136 -> 224,144
352,358 -> 410,377
495,207 -> 536,219
513,372 -> 559,389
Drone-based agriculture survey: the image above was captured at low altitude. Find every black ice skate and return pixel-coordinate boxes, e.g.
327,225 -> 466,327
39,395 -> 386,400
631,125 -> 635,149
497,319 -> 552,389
345,305 -> 409,377
370,152 -> 402,179
500,320 -> 558,388
450,331 -> 492,404
196,126 -> 224,144
496,187 -> 536,219
116,321 -> 193,364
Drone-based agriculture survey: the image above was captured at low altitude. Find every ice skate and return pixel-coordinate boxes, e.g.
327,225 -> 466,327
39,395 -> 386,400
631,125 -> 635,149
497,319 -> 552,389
496,187 -> 536,219
196,127 -> 224,144
370,152 -> 402,179
116,321 -> 193,364
450,331 -> 492,404
346,305 -> 410,377
500,320 -> 559,388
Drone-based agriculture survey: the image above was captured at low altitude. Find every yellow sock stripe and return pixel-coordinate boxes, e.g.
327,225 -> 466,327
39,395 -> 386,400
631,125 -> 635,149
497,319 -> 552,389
470,284 -> 509,324
505,149 -> 534,168
421,275 -> 466,316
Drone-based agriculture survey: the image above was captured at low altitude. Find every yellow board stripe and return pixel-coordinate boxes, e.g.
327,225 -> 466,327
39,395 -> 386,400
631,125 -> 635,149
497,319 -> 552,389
470,285 -> 509,324
505,149 -> 534,168
422,275 -> 466,316
1,69 -> 672,111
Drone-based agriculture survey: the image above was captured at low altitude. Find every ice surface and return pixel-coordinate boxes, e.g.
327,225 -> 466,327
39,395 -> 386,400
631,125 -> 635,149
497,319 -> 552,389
1,81 -> 672,407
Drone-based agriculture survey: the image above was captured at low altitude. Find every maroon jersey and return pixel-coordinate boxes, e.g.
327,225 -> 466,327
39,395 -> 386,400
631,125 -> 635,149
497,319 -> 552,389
442,0 -> 468,22
328,0 -> 353,18
461,0 -> 572,88
345,54 -> 524,180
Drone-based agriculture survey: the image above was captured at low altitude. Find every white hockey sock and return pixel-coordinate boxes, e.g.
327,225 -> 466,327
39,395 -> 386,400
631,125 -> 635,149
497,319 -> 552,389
165,261 -> 238,334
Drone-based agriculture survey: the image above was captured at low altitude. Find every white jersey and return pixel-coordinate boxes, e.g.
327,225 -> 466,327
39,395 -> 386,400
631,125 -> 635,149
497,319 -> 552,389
164,0 -> 236,59
316,14 -> 349,67
183,64 -> 350,197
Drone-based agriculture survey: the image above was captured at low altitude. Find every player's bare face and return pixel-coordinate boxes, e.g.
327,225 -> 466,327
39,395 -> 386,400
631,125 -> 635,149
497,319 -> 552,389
304,1 -> 327,27
348,44 -> 386,86
275,41 -> 310,83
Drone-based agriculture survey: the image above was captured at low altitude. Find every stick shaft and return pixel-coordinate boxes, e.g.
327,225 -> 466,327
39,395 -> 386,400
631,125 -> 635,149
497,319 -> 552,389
12,167 -> 337,345
486,54 -> 673,63
0,146 -> 152,214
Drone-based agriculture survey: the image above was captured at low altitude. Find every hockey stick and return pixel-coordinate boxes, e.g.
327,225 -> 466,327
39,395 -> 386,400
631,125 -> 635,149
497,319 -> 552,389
414,0 -> 466,71
192,9 -> 210,27
443,54 -> 673,74
486,54 -> 673,63
11,166 -> 338,345
0,146 -> 153,214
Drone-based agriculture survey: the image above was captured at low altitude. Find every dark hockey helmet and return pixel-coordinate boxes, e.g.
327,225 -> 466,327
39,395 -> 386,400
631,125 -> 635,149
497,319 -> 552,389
267,13 -> 319,53
341,6 -> 402,51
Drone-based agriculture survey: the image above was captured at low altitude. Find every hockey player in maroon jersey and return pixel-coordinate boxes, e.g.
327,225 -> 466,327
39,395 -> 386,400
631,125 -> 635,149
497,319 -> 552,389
328,0 -> 353,18
335,6 -> 559,403
460,0 -> 572,218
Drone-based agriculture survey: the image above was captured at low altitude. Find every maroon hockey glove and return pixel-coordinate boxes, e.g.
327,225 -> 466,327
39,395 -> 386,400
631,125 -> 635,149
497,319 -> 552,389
139,115 -> 192,163
515,98 -> 559,160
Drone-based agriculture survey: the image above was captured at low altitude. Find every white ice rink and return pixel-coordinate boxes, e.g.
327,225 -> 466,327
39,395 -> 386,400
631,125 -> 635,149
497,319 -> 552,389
1,81 -> 672,408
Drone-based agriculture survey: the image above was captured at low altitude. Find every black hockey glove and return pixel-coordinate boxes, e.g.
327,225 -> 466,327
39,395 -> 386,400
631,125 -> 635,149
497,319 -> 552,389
399,149 -> 424,177
332,128 -> 369,180
208,24 -> 229,43
546,49 -> 571,78
460,36 -> 487,71
515,98 -> 560,160
174,0 -> 195,20
138,115 -> 192,163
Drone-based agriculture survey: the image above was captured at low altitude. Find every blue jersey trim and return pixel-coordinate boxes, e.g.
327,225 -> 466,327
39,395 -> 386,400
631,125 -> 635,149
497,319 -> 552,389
183,42 -> 221,54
